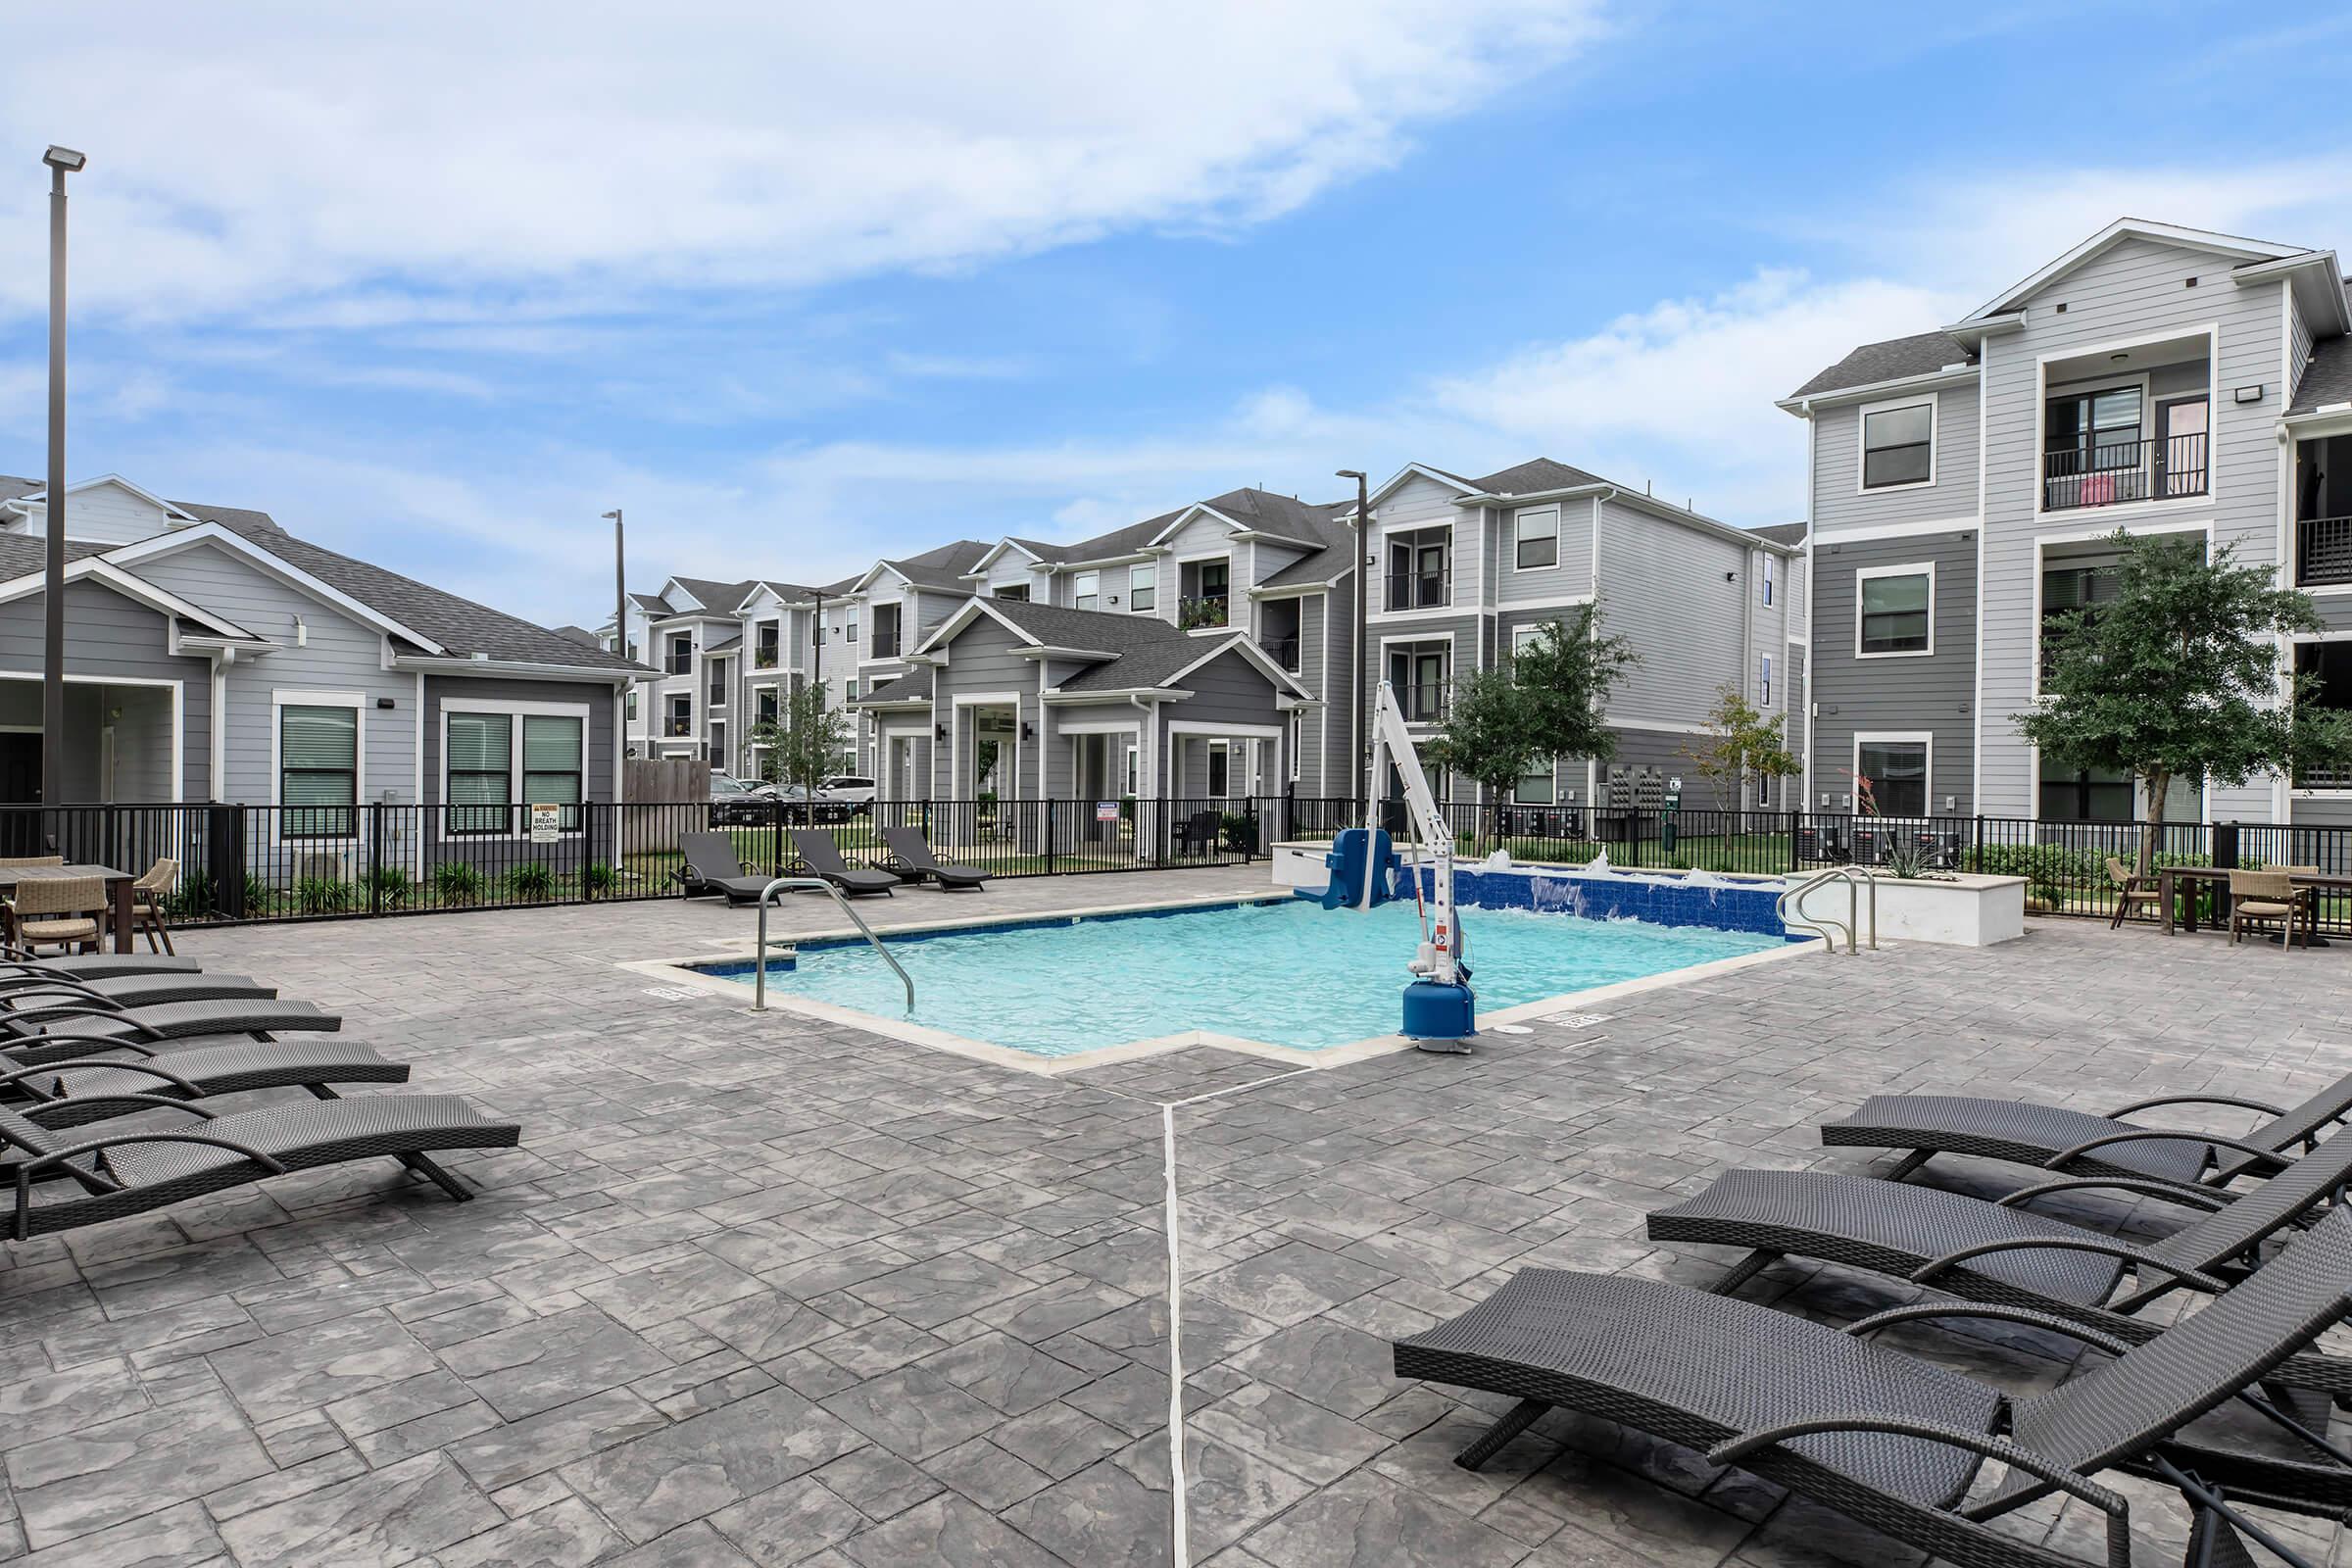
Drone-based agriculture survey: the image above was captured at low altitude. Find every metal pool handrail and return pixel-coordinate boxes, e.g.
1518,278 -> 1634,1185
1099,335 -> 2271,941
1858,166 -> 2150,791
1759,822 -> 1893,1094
1776,865 -> 1879,954
752,876 -> 914,1014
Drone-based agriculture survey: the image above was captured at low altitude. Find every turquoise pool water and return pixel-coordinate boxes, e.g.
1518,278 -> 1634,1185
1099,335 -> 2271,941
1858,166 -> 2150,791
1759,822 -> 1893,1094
699,896 -> 1780,1057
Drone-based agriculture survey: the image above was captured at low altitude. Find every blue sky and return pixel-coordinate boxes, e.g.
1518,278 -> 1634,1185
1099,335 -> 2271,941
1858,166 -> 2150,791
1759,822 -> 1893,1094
1,1 -> 2345,626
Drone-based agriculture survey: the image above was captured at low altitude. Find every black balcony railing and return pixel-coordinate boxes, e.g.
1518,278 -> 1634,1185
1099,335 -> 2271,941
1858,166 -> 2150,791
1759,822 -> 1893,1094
1177,595 -> 1229,630
1397,681 -> 1447,722
755,646 -> 780,669
665,656 -> 693,675
870,635 -> 901,660
1386,570 -> 1450,611
1260,634 -> 1300,671
2298,516 -> 2352,587
2042,432 -> 2207,511
663,714 -> 692,737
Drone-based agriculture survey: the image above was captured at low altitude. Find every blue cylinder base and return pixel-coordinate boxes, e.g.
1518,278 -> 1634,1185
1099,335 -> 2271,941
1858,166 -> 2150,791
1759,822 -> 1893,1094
1400,979 -> 1476,1044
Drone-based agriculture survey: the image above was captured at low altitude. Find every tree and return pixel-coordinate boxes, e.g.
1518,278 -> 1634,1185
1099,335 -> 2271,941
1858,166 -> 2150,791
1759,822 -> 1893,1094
2015,529 -> 2352,875
1422,605 -> 1635,854
1683,685 -> 1797,810
746,683 -> 851,801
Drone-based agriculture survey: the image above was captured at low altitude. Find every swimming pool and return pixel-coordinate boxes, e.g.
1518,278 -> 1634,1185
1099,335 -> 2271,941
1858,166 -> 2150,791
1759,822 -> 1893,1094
694,896 -> 1784,1058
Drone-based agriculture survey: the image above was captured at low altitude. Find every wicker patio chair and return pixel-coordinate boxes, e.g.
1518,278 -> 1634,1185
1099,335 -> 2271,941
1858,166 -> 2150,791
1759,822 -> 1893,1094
788,829 -> 897,897
2229,867 -> 2305,949
877,825 -> 990,890
0,857 -> 65,869
127,858 -> 177,955
1396,1208 -> 2352,1568
7,874 -> 105,956
0,1037 -> 411,1130
0,1091 -> 519,1240
0,997 -> 340,1069
1647,1128 -> 2352,1403
1819,1066 -> 2352,1190
2100,857 -> 2161,929
0,970 -> 273,1009
0,947 -> 202,980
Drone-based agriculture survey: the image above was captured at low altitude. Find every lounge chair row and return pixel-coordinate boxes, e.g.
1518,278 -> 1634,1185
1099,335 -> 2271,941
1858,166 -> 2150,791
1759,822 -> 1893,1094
0,942 -> 517,1240
1398,1068 -> 2352,1566
677,827 -> 990,904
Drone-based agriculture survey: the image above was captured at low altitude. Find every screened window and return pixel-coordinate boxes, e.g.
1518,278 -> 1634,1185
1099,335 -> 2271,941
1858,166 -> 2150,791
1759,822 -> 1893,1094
1858,570 -> 1931,655
280,705 -> 358,838
1856,740 -> 1928,816
1129,563 -> 1156,612
1862,402 -> 1934,488
446,712 -> 513,834
522,715 -> 584,829
1073,570 -> 1101,612
1513,507 -> 1558,569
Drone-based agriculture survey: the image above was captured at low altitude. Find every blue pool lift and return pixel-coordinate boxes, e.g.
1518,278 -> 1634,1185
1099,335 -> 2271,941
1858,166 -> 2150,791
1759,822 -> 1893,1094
1320,680 -> 1475,1053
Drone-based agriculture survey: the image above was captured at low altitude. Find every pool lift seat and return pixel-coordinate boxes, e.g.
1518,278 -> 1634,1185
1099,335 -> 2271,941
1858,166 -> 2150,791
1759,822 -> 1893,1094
1323,680 -> 1475,1054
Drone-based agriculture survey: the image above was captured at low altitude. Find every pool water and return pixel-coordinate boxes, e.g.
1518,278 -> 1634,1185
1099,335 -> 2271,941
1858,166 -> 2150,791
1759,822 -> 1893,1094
700,896 -> 1780,1057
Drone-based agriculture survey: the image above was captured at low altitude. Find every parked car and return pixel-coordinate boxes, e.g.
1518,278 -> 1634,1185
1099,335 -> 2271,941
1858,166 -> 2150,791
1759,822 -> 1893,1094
818,775 -> 877,815
769,783 -> 853,826
709,774 -> 768,826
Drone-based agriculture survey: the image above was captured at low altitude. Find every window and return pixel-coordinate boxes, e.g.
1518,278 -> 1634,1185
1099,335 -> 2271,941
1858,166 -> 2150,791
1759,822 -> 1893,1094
1510,621 -> 1553,662
1761,555 -> 1774,608
2040,560 -> 2122,680
870,604 -> 902,659
666,693 -> 691,737
1512,507 -> 1559,570
847,609 -> 858,643
446,711 -> 512,833
1759,653 -> 1772,708
1514,761 -> 1555,805
1387,641 -> 1449,721
1074,570 -> 1101,612
2040,764 -> 2133,822
706,723 -> 726,773
846,679 -> 859,702
1129,563 -> 1156,613
1855,738 -> 1929,817
279,704 -> 358,838
666,633 -> 692,674
1861,399 -> 1934,489
1386,528 -> 1450,609
1206,741 -> 1230,798
995,583 -> 1030,602
523,716 -> 582,826
624,688 -> 638,721
755,622 -> 780,667
1857,567 -> 1932,656
757,688 -> 778,726
707,658 -> 727,708
1122,743 -> 1138,796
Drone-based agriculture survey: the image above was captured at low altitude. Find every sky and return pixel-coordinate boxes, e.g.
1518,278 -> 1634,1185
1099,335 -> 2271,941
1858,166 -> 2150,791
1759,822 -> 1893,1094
1,1 -> 2347,628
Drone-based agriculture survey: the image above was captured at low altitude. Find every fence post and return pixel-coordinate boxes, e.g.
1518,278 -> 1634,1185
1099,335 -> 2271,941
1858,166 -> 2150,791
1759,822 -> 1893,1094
1972,814 -> 1984,872
1045,798 -> 1057,876
368,803 -> 384,916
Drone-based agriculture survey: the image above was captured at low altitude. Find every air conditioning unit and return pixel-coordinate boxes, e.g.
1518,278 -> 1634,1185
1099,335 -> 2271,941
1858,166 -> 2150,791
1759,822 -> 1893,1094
291,851 -> 355,885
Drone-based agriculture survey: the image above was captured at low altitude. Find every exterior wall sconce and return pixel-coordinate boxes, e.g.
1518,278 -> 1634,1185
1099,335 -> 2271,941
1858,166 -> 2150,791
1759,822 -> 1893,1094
934,722 -> 948,741
2234,384 -> 2265,404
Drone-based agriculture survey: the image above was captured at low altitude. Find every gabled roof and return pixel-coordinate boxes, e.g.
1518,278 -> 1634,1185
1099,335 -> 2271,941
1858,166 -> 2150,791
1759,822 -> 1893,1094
664,576 -> 758,615
1962,218 -> 2311,324
853,667 -> 934,707
1746,521 -> 1810,548
860,539 -> 992,593
1146,487 -> 1334,549
628,590 -> 668,612
0,473 -> 202,524
2290,334 -> 2352,418
1459,458 -> 1611,497
1787,331 -> 1980,401
0,553 -> 268,645
551,625 -> 604,647
908,594 -> 1307,701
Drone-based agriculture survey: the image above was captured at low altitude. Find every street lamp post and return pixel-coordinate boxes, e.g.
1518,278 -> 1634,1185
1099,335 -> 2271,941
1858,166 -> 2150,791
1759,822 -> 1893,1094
40,146 -> 85,846
603,509 -> 625,747
1336,468 -> 1370,815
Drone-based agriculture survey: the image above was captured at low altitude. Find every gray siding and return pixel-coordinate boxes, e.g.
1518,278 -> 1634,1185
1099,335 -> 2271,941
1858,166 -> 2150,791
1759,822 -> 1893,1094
1808,528 -> 1978,814
421,675 -> 620,808
929,617 -> 1038,798
1492,497 -> 1595,606
1597,497 -> 1743,729
1371,473 -> 1474,615
0,580 -> 210,801
1811,377 -> 1982,533
1157,646 -> 1285,796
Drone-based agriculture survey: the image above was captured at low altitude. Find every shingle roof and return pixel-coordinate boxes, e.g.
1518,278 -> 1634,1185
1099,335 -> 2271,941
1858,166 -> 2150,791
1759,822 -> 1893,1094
970,596 -> 1195,655
2290,334 -> 2352,416
668,576 -> 756,614
1746,521 -> 1810,548
1014,512 -> 1180,565
854,667 -> 934,706
0,533 -> 112,579
628,590 -> 667,612
1789,330 -> 1979,400
879,539 -> 991,589
551,625 -> 604,647
1461,458 -> 1611,496
1054,631 -> 1261,692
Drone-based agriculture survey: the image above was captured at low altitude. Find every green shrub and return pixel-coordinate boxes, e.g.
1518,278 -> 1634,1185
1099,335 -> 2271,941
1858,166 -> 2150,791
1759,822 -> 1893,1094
581,860 -> 618,897
1218,811 -> 1256,853
242,873 -> 273,916
431,861 -> 485,906
506,861 -> 559,902
293,876 -> 355,914
164,869 -> 215,922
361,865 -> 413,908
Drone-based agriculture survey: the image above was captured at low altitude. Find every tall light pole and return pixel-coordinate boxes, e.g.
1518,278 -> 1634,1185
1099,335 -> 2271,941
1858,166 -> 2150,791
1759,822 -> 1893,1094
604,509 -> 625,746
41,146 -> 86,843
1336,468 -> 1370,813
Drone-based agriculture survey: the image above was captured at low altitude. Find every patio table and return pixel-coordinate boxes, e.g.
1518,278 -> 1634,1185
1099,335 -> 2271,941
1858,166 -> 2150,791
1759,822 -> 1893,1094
2157,863 -> 2350,942
0,863 -> 138,955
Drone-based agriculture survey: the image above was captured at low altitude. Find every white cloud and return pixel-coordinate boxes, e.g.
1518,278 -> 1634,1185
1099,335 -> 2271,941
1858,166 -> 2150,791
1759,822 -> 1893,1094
0,1 -> 1604,325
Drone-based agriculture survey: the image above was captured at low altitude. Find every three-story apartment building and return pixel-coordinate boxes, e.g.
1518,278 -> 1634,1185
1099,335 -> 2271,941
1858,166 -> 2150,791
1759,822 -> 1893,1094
1782,219 -> 2352,827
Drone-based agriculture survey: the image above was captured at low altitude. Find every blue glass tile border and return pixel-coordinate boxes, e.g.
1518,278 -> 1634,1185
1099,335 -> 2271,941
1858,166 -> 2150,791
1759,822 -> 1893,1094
1396,865 -> 1794,939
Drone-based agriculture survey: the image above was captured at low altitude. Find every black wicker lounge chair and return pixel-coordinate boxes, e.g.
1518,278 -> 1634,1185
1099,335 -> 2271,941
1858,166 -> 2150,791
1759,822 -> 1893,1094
1,949 -> 203,980
0,1038 -> 411,1129
0,998 -> 340,1068
789,829 -> 897,897
0,970 -> 276,1008
877,826 -> 990,890
1398,1208 -> 2352,1568
1820,1068 -> 2352,1190
1647,1131 -> 2352,1401
675,831 -> 776,904
0,1092 -> 519,1239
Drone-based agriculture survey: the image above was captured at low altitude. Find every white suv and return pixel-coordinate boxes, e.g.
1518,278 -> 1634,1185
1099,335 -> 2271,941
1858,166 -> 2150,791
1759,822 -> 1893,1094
818,775 -> 877,814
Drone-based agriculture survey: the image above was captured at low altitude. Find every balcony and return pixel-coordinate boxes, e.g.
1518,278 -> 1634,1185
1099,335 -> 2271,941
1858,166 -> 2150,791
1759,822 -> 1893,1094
1385,569 -> 1450,612
665,653 -> 693,675
1178,595 -> 1229,630
1396,681 -> 1448,723
663,714 -> 693,738
1259,634 -> 1299,672
870,634 -> 901,660
2042,433 -> 2207,512
755,645 -> 780,669
2300,517 -> 2352,588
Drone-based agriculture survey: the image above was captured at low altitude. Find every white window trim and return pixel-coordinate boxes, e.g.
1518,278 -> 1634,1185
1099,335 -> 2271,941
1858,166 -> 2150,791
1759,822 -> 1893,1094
1509,506 -> 1561,572
439,697 -> 592,840
1856,392 -> 1937,494
1126,562 -> 1158,613
1072,569 -> 1102,612
1761,553 -> 1774,608
1378,521 -> 1455,612
1854,562 -> 1936,660
1852,731 -> 1935,815
270,689 -> 367,845
1204,737 -> 1231,800
2032,323 -> 2220,524
1760,652 -> 1772,708
1511,759 -> 1557,806
1378,631 -> 1455,725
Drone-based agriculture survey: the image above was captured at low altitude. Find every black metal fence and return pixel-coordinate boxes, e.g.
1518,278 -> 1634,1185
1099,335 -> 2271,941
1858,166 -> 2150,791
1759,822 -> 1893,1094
9,796 -> 2349,936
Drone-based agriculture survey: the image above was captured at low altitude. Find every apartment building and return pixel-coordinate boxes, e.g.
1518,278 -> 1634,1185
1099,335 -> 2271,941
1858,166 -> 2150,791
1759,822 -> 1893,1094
1358,459 -> 1804,810
1782,218 -> 2352,827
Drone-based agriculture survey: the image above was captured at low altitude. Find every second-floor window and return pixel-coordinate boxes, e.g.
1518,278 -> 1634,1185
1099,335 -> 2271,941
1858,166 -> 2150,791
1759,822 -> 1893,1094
1857,566 -> 1932,656
1387,528 -> 1450,610
755,621 -> 780,667
871,604 -> 902,659
847,609 -> 858,643
1512,507 -> 1558,569
1073,570 -> 1100,612
1761,554 -> 1774,607
1129,563 -> 1156,613
1759,653 -> 1772,707
1860,398 -> 1935,489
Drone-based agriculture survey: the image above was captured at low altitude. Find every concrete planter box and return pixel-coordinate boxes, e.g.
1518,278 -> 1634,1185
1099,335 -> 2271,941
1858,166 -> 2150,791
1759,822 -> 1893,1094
1788,871 -> 2026,947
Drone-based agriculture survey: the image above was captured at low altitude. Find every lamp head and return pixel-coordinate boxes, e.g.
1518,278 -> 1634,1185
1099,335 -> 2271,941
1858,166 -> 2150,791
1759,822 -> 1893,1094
1334,468 -> 1365,481
602,510 -> 622,521
42,146 -> 87,173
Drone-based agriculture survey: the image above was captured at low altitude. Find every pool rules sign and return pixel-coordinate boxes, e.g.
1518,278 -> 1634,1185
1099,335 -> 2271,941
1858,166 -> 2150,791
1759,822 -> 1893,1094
528,804 -> 563,843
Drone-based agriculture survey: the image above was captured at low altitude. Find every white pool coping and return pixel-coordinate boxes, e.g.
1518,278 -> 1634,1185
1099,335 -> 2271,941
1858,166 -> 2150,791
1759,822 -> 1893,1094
621,888 -> 1822,1078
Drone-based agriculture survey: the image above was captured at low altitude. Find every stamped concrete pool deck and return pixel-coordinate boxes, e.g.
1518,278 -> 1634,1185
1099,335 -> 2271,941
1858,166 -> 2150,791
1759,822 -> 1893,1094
2,870 -> 2349,1567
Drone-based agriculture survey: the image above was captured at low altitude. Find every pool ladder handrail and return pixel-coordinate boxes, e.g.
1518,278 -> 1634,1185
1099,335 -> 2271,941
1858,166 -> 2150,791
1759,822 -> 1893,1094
1777,865 -> 1879,954
752,876 -> 914,1014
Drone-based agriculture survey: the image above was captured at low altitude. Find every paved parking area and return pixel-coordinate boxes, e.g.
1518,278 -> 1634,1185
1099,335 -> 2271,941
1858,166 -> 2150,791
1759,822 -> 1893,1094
2,876 -> 2349,1567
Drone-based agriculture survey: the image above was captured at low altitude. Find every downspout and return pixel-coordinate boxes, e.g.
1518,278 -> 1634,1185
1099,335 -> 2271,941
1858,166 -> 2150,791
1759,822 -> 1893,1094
1131,692 -> 1154,863
209,648 -> 231,802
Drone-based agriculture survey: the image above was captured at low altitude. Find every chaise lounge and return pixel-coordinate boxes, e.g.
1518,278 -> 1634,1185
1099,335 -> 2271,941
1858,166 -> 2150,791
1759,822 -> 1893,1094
789,829 -> 898,898
1,948 -> 203,981
0,998 -> 341,1068
878,825 -> 991,891
0,1038 -> 413,1129
0,970 -> 277,1008
675,831 -> 779,904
